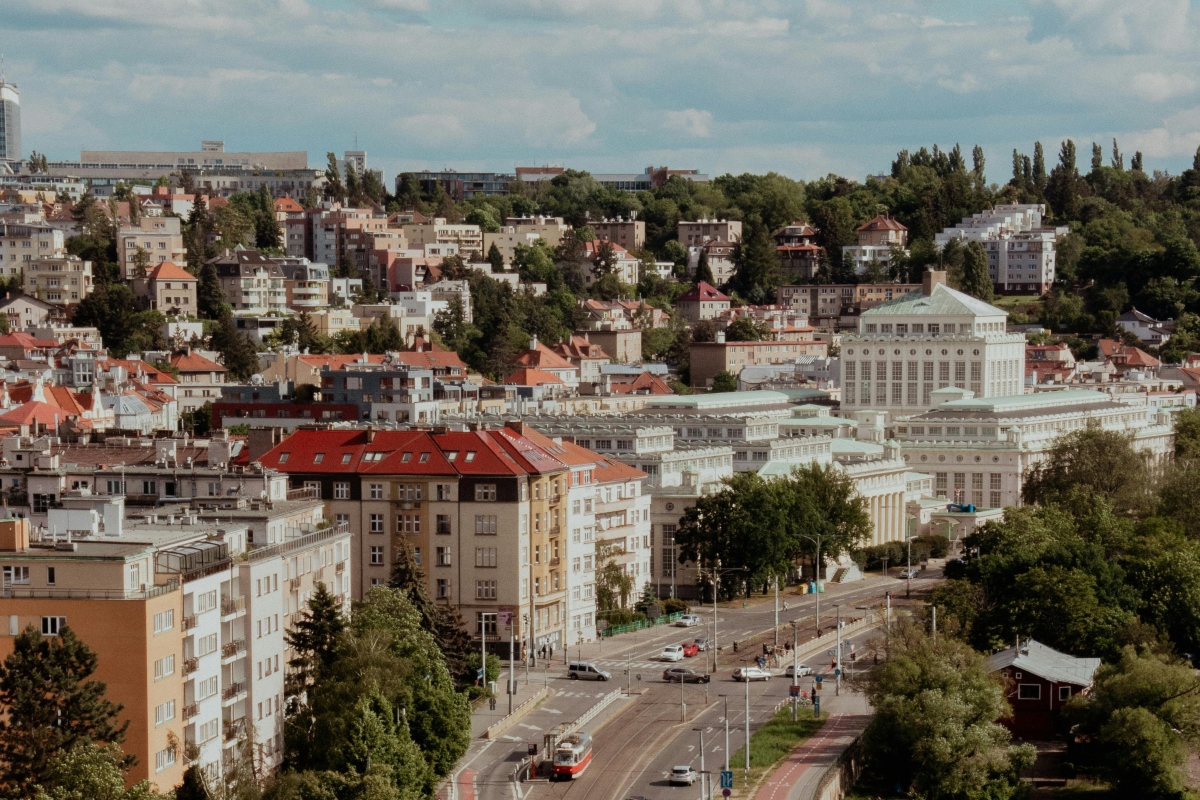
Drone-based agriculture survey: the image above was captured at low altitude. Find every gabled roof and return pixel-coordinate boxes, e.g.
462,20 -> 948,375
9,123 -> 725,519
1098,339 -> 1160,368
983,639 -> 1101,687
592,454 -> 648,484
0,400 -> 70,427
861,282 -> 1005,318
856,214 -> 907,233
171,351 -> 227,373
514,341 -> 575,371
504,368 -> 564,386
0,331 -> 61,350
274,197 -> 304,213
553,335 -> 610,362
148,262 -> 197,282
1116,308 -> 1167,325
678,281 -> 730,303
95,358 -> 178,385
608,371 -> 673,395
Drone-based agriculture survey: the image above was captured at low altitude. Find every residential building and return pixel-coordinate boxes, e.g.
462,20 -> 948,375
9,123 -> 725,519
590,167 -> 708,191
135,262 -> 197,315
81,142 -> 307,171
984,639 -> 1100,739
676,281 -> 730,323
400,219 -> 483,259
686,239 -> 737,285
117,217 -> 186,280
583,329 -> 642,365
580,240 -> 640,286
578,299 -> 669,331
23,255 -> 92,309
399,170 -> 514,201
678,218 -> 742,247
257,349 -> 470,388
0,77 -> 19,163
0,221 -> 64,278
553,335 -> 611,388
777,283 -> 921,332
843,214 -> 908,275
277,260 -> 329,312
424,279 -> 472,323
208,249 -> 288,315
774,222 -> 824,280
169,349 -> 228,413
514,337 -> 581,388
934,204 -> 1068,295
1116,308 -> 1173,345
591,218 -> 646,251
0,292 -> 60,329
690,333 -> 827,389
841,271 -> 1025,416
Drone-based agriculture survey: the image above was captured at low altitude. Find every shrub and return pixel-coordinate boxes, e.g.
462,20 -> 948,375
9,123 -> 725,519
663,598 -> 690,615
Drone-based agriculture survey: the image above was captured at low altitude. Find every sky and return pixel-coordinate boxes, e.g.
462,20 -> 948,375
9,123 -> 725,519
3,0 -> 1200,187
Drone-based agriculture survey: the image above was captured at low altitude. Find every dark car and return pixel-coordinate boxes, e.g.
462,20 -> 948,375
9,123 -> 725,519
663,667 -> 711,683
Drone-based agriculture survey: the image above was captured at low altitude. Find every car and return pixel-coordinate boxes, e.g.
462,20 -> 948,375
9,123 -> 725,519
663,667 -> 711,683
669,766 -> 697,785
733,666 -> 771,682
676,614 -> 700,627
898,567 -> 920,579
693,636 -> 710,651
785,664 -> 813,678
681,642 -> 699,657
661,645 -> 685,662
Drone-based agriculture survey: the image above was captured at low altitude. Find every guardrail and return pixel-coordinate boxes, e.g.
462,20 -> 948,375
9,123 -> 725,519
484,686 -> 549,740
600,610 -> 685,638
813,734 -> 864,800
561,688 -> 625,737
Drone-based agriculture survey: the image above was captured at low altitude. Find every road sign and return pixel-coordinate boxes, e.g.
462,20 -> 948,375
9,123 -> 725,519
834,669 -> 841,676
720,771 -> 734,789
528,743 -> 538,756
789,685 -> 800,697
723,791 -> 731,797
814,675 -> 823,683
498,609 -> 513,627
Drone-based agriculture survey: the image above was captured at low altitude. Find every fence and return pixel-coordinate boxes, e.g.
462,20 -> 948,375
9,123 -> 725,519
562,689 -> 625,737
813,734 -> 864,800
600,610 -> 684,638
484,686 -> 549,740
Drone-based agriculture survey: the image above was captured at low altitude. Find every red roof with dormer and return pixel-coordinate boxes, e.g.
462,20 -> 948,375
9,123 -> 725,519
857,214 -> 907,233
678,281 -> 730,303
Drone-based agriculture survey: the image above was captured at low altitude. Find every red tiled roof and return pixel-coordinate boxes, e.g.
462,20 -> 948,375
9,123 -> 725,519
0,400 -> 71,427
274,197 -> 304,213
678,281 -> 729,303
592,454 -> 648,483
0,331 -> 61,350
515,341 -> 575,371
148,262 -> 196,282
554,335 -> 610,362
608,371 -> 673,395
857,214 -> 907,233
170,351 -> 227,373
96,358 -> 178,385
504,368 -> 564,386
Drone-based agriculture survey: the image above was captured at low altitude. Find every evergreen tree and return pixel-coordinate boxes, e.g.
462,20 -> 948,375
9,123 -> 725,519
196,262 -> 231,320
730,213 -> 780,299
1112,137 -> 1124,171
1131,151 -> 1144,172
590,240 -> 618,280
388,543 -> 473,685
960,241 -> 994,301
694,249 -> 714,285
1092,142 -> 1104,171
173,765 -> 208,800
285,583 -> 346,705
971,144 -> 986,184
1033,141 -> 1047,191
0,626 -> 129,799
323,152 -> 345,203
1194,145 -> 1200,171
208,317 -> 260,381
1011,149 -> 1023,187
486,242 -> 504,272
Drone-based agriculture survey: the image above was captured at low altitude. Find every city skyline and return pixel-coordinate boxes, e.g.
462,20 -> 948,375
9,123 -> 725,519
0,0 -> 1198,181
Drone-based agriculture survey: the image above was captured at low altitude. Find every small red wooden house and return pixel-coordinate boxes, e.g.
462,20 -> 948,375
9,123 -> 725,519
984,639 -> 1101,739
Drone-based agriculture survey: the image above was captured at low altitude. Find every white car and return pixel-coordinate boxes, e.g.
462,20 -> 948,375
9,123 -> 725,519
676,614 -> 700,627
785,664 -> 813,678
661,645 -> 685,662
733,666 -> 771,682
669,766 -> 697,785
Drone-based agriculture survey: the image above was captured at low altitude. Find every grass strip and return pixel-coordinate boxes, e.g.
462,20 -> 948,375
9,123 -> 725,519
725,706 -> 828,796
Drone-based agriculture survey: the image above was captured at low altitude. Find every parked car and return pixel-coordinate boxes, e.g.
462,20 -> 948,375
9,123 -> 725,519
898,567 -> 920,579
693,636 -> 710,651
733,666 -> 771,682
681,642 -> 699,657
663,667 -> 711,683
670,766 -> 698,785
661,645 -> 685,662
785,664 -> 813,678
676,614 -> 700,627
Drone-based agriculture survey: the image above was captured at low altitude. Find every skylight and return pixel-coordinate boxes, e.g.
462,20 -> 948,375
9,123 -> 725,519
341,453 -> 352,464
313,453 -> 324,464
465,451 -> 476,462
278,453 -> 289,464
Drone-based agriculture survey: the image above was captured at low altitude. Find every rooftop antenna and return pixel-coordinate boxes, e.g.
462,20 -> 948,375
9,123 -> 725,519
1,53 -> 6,83
354,131 -> 359,150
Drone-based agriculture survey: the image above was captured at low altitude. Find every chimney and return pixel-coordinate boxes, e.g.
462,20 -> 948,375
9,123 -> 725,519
505,420 -> 527,436
923,269 -> 947,297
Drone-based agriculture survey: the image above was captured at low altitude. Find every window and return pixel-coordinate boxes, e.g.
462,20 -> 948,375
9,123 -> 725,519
436,484 -> 452,501
369,547 -> 384,566
334,482 -> 350,500
436,547 -> 452,566
2,566 -> 29,587
436,514 -> 452,534
436,579 -> 450,599
313,452 -> 325,464
46,567 -> 55,586
476,580 -> 497,600
197,633 -> 217,657
154,654 -> 175,680
397,514 -> 421,534
197,676 -> 218,701
341,453 -> 352,464
475,484 -> 497,501
368,514 -> 384,533
475,515 -> 497,535
142,480 -> 157,495
155,746 -> 177,773
198,718 -> 219,742
41,616 -> 67,636
369,484 -> 384,500
413,547 -> 421,566
155,700 -> 176,726
475,547 -> 497,567
278,452 -> 290,464
1058,686 -> 1071,701
1017,684 -> 1041,700
153,610 -> 174,634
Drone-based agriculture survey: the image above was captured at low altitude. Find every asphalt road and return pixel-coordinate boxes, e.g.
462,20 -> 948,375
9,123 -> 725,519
459,566 -> 942,800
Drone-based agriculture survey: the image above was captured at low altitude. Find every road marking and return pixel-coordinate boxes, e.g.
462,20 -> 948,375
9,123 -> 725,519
518,723 -> 539,731
541,708 -> 563,714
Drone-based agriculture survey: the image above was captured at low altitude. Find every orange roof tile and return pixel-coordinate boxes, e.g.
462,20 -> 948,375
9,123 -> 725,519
504,368 -> 564,386
148,262 -> 196,282
170,351 -> 227,373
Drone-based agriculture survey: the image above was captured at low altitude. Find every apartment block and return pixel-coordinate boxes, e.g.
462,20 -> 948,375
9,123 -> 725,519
23,255 -> 93,309
934,204 -> 1068,295
689,331 -> 826,389
400,219 -> 484,259
208,249 -> 288,315
0,221 -> 64,278
842,214 -> 908,275
133,261 -> 196,315
591,218 -> 646,252
118,217 -> 186,280
776,283 -> 921,332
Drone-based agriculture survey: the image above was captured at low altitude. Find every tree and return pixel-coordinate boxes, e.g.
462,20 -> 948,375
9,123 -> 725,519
1066,647 -> 1200,798
1091,142 -> 1104,172
730,213 -> 780,301
285,582 -> 346,705
1171,406 -> 1200,460
694,249 -> 714,285
710,370 -> 738,392
723,316 -> 770,342
0,626 -> 129,799
485,242 -> 504,272
959,241 -> 993,301
1111,137 -> 1124,171
208,317 -> 260,381
1022,428 -> 1152,515
861,621 -> 1035,799
1032,141 -> 1047,192
323,152 -> 345,203
30,742 -> 167,800
590,240 -> 618,280
71,283 -> 158,358
596,542 -> 635,611
388,542 -> 473,687
196,262 -> 231,320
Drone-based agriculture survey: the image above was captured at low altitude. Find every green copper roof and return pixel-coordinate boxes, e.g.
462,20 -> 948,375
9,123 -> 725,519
861,283 -> 1006,318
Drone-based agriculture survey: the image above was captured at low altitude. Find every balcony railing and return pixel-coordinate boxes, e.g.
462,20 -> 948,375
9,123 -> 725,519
548,525 -> 561,538
288,578 -> 302,592
335,562 -> 345,574
182,657 -> 200,675
285,486 -> 320,501
183,703 -> 200,721
221,639 -> 245,658
549,557 -> 560,567
220,596 -> 245,616
222,681 -> 246,701
182,615 -> 199,631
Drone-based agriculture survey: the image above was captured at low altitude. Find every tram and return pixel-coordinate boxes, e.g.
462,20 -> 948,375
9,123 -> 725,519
552,732 -> 593,779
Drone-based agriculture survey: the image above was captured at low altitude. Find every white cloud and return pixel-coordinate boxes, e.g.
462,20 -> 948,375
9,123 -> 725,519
663,109 -> 713,138
1031,0 -> 1195,52
1130,72 -> 1198,103
373,0 -> 429,10
936,73 -> 980,93
1122,106 -> 1200,158
395,91 -> 596,149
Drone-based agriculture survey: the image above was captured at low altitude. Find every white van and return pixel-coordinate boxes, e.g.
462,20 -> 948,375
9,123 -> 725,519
568,662 -> 611,681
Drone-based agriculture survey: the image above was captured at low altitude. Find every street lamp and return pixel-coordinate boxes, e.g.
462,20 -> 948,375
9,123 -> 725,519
693,727 -> 708,800
833,604 -> 841,696
718,695 -> 730,771
798,534 -> 822,636
696,562 -> 748,675
905,535 -> 916,598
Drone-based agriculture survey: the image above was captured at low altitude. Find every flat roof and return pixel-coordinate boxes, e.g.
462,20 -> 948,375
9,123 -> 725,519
640,391 -> 792,411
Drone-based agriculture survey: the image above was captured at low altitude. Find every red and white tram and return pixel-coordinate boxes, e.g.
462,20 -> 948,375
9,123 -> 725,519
552,732 -> 593,779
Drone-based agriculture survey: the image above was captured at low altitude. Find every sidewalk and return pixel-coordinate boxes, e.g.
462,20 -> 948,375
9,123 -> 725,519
754,692 -> 871,800
469,667 -> 552,739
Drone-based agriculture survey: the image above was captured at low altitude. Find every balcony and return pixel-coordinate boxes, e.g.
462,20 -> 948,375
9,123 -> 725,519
221,639 -> 245,659
222,681 -> 246,702
549,557 -> 560,567
548,525 -> 561,538
182,657 -> 200,675
220,596 -> 245,616
288,578 -> 302,592
549,494 -> 562,507
223,718 -> 242,741
183,703 -> 200,721
182,615 -> 199,631
335,561 -> 345,574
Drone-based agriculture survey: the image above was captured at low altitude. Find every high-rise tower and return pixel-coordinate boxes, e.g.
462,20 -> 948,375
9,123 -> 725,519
0,61 -> 20,163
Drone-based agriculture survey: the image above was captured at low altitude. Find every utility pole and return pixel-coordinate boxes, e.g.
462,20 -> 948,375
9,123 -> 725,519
773,575 -> 779,648
791,620 -> 799,721
835,604 -> 842,696
508,615 -> 515,714
680,669 -> 686,720
722,695 -> 730,770
886,592 -> 891,632
712,559 -> 720,675
932,605 -> 937,641
906,537 -> 913,599
694,728 -> 707,800
744,672 -> 750,780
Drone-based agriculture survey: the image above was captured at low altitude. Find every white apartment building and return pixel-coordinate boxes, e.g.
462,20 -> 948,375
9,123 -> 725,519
842,272 -> 1026,418
118,217 -> 186,280
23,255 -> 93,308
934,204 -> 1068,295
561,445 -> 599,646
593,456 -> 653,595
895,389 -> 1175,509
0,222 -> 64,278
843,214 -> 908,275
678,218 -> 742,246
400,219 -> 484,258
